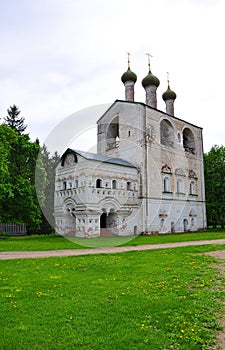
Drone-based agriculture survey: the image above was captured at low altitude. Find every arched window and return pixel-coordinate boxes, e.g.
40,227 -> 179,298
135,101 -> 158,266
96,179 -> 102,188
112,179 -> 117,189
183,128 -> 195,153
127,181 -> 131,190
163,176 -> 170,192
160,119 -> 174,147
106,116 -> 119,150
190,181 -> 195,195
74,180 -> 78,188
177,179 -> 183,193
63,181 -> 67,190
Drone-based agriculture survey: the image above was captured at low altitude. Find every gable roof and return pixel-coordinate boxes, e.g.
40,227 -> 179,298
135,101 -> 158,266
97,99 -> 203,130
62,148 -> 137,168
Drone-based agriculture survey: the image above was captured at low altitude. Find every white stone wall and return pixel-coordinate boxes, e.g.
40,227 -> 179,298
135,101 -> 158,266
54,152 -> 140,237
96,100 -> 206,234
54,99 -> 206,237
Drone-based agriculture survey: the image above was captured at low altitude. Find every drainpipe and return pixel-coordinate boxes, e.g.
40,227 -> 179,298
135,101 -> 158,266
145,109 -> 149,234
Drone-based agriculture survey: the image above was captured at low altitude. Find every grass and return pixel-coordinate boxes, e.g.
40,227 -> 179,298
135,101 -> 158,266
1,244 -> 225,349
1,229 -> 225,251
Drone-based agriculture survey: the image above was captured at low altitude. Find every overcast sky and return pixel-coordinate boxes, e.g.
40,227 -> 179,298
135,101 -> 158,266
0,0 -> 224,153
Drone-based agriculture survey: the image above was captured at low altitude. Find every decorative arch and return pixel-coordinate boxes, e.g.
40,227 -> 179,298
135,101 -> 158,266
63,198 -> 77,215
183,128 -> 195,153
161,164 -> 172,174
99,197 -> 120,214
188,169 -> 198,179
175,168 -> 185,177
160,119 -> 174,147
61,150 -> 78,166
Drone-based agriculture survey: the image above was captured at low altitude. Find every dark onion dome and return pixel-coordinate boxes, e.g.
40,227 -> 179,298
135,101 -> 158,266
142,70 -> 160,88
162,84 -> 177,101
121,67 -> 137,84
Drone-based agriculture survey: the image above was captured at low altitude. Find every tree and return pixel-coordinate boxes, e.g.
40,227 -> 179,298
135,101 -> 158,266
4,104 -> 27,134
0,125 -> 15,206
204,145 -> 225,228
2,131 -> 44,231
0,115 -> 47,232
36,145 -> 60,233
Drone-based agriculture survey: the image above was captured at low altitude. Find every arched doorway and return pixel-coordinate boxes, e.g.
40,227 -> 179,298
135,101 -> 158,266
100,213 -> 107,228
100,211 -> 118,236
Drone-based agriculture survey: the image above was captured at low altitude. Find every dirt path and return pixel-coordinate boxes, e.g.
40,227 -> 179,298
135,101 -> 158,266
1,238 -> 225,260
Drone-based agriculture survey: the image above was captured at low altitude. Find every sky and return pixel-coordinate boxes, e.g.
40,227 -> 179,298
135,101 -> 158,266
0,0 -> 224,154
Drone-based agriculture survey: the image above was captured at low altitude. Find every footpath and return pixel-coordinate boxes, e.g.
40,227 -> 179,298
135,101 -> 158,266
1,238 -> 225,260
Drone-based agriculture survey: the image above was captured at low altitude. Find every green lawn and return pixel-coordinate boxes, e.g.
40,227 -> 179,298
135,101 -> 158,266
1,229 -> 225,251
1,245 -> 225,349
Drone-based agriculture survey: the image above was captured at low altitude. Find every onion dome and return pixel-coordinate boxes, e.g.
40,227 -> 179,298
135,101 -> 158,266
121,67 -> 137,84
142,70 -> 160,88
162,83 -> 177,101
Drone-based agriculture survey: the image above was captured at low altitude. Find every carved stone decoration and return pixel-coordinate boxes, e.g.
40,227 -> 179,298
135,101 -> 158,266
189,209 -> 197,217
64,153 -> 75,167
161,164 -> 172,174
159,210 -> 168,218
188,170 -> 198,179
175,168 -> 185,177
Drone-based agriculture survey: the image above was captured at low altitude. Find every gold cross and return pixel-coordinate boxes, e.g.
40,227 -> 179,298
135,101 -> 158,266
145,52 -> 153,71
166,71 -> 169,82
166,71 -> 170,87
126,52 -> 131,68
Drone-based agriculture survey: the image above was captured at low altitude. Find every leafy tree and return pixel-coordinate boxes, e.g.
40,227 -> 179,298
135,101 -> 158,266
204,145 -> 225,228
36,145 -> 60,233
0,125 -> 15,205
0,117 -> 47,232
4,104 -> 27,134
2,132 -> 43,231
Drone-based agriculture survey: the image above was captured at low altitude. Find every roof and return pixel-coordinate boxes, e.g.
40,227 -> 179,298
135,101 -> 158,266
66,149 -> 137,168
97,99 -> 203,130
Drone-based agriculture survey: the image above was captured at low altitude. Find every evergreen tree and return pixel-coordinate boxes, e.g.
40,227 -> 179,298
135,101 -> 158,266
4,104 -> 27,134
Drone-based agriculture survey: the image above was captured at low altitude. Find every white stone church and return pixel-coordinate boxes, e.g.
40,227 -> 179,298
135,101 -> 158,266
54,58 -> 207,237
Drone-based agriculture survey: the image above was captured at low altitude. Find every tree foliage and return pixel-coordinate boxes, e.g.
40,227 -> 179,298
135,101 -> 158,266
0,121 -> 47,232
0,104 -> 62,234
0,125 -> 16,202
36,145 -> 60,233
204,145 -> 225,228
3,104 -> 27,134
